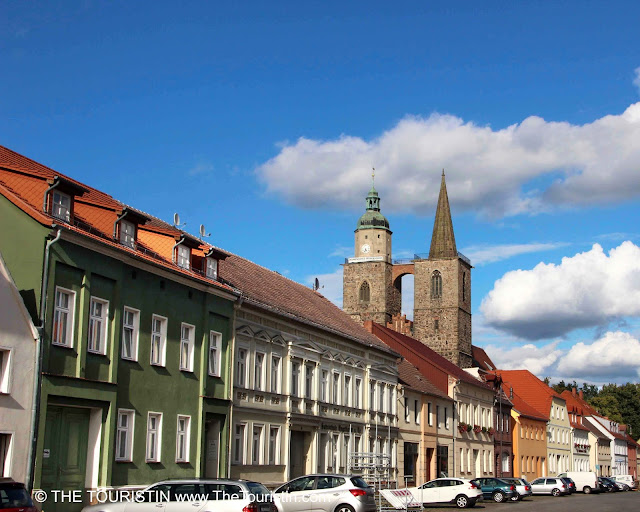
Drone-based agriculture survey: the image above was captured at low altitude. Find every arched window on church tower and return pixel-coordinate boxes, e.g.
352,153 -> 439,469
431,271 -> 442,299
359,281 -> 370,303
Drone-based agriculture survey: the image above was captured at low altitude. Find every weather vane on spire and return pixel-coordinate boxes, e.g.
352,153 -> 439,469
372,167 -> 375,187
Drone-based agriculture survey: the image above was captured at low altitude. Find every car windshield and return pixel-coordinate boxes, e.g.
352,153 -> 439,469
246,482 -> 271,497
0,484 -> 34,507
350,477 -> 370,489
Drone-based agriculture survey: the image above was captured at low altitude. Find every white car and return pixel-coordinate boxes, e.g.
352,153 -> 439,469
406,478 -> 483,508
273,474 -> 376,512
80,479 -> 275,512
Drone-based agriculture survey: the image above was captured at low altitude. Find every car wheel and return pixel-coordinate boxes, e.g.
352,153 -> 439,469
623,484 -> 630,491
493,491 -> 505,503
552,488 -> 561,497
509,492 -> 520,502
455,494 -> 469,508
583,486 -> 592,494
334,505 -> 355,512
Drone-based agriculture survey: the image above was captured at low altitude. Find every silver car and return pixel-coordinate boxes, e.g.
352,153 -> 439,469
530,477 -> 568,497
273,474 -> 376,512
501,477 -> 533,501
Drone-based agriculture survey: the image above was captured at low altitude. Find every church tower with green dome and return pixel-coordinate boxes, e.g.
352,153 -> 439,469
343,174 -> 400,325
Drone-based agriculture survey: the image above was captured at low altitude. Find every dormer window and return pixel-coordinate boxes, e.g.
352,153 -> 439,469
52,191 -> 71,221
120,220 -> 136,248
205,257 -> 218,279
177,245 -> 191,270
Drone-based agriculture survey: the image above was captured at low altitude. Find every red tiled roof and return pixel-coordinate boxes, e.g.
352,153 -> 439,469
494,369 -> 562,419
397,359 -> 451,400
219,254 -> 397,355
472,345 -> 496,371
366,321 -> 494,395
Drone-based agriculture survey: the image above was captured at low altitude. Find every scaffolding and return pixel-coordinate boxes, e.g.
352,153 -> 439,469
348,452 -> 398,511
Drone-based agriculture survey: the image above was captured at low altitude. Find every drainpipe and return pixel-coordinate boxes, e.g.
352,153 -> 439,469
227,293 -> 243,477
172,236 -> 186,264
27,227 -> 62,491
112,210 -> 129,240
41,178 -> 61,213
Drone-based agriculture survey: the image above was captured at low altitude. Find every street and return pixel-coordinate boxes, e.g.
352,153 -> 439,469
422,492 -> 640,512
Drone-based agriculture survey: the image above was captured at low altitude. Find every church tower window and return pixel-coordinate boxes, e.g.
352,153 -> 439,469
431,271 -> 442,299
359,281 -> 371,303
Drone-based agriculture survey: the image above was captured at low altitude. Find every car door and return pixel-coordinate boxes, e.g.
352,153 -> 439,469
309,476 -> 345,512
437,480 -> 460,503
124,484 -> 170,512
164,483 -> 207,512
274,476 -> 316,512
413,480 -> 440,504
470,479 -> 486,499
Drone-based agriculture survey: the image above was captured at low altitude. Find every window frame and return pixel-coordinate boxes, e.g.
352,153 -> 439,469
254,352 -> 266,391
177,245 -> 191,270
87,296 -> 109,355
51,190 -> 71,221
176,415 -> 191,463
115,409 -> 135,462
270,354 -> 281,393
0,348 -> 11,395
268,426 -> 281,465
52,286 -> 75,348
252,424 -> 264,465
233,423 -> 247,465
343,374 -> 351,407
150,314 -> 167,367
236,346 -> 248,388
179,323 -> 195,372
304,364 -> 314,399
119,219 -> 136,248
208,330 -> 222,377
121,306 -> 140,361
205,257 -> 218,279
146,412 -> 163,463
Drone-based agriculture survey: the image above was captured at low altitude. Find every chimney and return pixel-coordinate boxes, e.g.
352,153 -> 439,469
572,387 -> 577,397
509,387 -> 514,400
579,389 -> 584,400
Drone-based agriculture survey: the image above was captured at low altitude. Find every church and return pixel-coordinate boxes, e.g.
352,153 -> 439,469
343,172 -> 474,368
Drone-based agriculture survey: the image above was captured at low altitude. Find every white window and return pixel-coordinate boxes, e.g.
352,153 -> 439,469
405,399 -> 410,422
354,377 -> 362,408
255,353 -> 265,391
120,220 -> 136,248
428,402 -> 433,426
415,400 -> 421,425
370,381 -> 376,410
291,361 -> 300,397
233,423 -> 246,464
208,331 -> 222,377
304,364 -> 313,399
205,257 -> 218,279
150,315 -> 167,366
121,307 -> 139,361
176,415 -> 191,463
53,287 -> 75,347
115,409 -> 134,461
332,372 -> 340,405
268,426 -> 280,465
445,407 -> 449,429
378,383 -> 385,412
179,323 -> 195,372
51,191 -> 71,221
344,375 -> 351,407
270,355 -> 281,393
252,424 -> 264,464
0,349 -> 10,394
88,297 -> 109,355
236,348 -> 248,387
388,385 -> 394,414
146,412 -> 162,462
0,434 -> 12,477
320,370 -> 328,402
177,245 -> 191,270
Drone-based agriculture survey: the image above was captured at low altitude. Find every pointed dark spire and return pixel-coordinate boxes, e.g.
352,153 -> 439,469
429,170 -> 457,259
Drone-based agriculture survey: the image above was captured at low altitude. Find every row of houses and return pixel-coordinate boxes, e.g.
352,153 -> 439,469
0,145 -> 637,512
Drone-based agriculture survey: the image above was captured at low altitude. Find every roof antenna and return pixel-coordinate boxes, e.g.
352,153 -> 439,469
173,213 -> 186,229
199,224 -> 211,240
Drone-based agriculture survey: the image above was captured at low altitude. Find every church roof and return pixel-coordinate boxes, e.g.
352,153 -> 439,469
429,171 -> 457,259
356,184 -> 390,231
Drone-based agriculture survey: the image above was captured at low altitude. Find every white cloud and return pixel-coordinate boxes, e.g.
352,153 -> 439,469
328,245 -> 352,258
482,341 -> 563,376
461,242 -> 569,266
257,100 -> 640,218
556,331 -> 640,380
306,268 -> 344,308
188,161 -> 214,176
634,67 -> 640,94
480,241 -> 640,339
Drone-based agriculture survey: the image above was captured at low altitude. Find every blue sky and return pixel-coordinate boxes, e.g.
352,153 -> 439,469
2,1 -> 640,385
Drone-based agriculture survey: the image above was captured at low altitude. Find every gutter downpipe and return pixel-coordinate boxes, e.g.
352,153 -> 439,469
112,210 -> 129,240
227,293 -> 243,477
41,178 -> 61,213
172,235 -> 186,264
27,227 -> 62,491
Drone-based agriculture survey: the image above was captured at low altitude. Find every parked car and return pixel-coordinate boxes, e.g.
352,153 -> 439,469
273,474 -> 376,512
404,477 -> 483,508
610,474 -> 638,491
500,477 -> 533,501
469,478 -> 516,503
598,477 -> 619,492
0,479 -> 38,512
558,477 -> 576,494
530,477 -> 568,496
80,479 -> 275,512
557,471 -> 599,494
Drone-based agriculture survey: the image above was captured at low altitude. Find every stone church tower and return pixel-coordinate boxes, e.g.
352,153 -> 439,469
343,181 -> 400,325
343,172 -> 473,368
